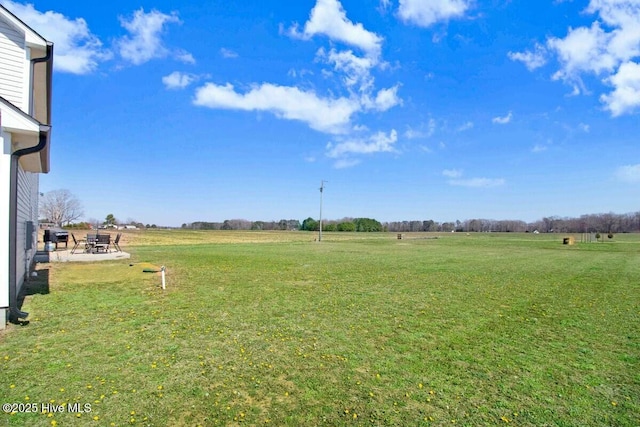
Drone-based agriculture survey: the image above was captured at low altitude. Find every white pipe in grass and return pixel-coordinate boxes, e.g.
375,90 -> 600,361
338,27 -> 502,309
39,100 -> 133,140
161,266 -> 166,290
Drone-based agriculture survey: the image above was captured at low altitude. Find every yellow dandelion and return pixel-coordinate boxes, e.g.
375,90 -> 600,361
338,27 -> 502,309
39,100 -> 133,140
157,385 -> 163,390
24,396 -> 30,401
611,401 -> 617,406
131,411 -> 136,415
419,383 -> 423,389
93,415 -> 99,421
9,384 -> 15,388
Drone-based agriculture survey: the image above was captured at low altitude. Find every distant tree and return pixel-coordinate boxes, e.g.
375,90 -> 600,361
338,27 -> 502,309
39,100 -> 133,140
337,222 -> 355,232
287,219 -> 301,230
323,223 -> 336,232
104,213 -> 117,227
301,217 -> 318,231
39,189 -> 84,227
353,218 -> 382,232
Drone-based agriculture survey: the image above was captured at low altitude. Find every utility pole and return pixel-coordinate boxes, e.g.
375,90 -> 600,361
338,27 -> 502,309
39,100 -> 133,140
319,180 -> 327,242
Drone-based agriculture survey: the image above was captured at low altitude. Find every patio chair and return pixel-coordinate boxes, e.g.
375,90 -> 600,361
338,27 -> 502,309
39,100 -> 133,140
70,233 -> 87,254
95,234 -> 111,253
86,233 -> 97,253
112,233 -> 122,252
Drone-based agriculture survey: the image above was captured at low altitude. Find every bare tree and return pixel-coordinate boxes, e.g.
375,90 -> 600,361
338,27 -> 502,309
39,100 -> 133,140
40,189 -> 84,227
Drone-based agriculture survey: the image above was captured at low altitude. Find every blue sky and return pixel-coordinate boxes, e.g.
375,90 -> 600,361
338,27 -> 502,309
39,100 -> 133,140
3,0 -> 639,226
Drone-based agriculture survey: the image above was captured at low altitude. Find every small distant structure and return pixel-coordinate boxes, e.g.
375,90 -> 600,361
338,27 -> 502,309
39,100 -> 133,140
533,230 -> 539,234
563,236 -> 575,245
118,224 -> 138,230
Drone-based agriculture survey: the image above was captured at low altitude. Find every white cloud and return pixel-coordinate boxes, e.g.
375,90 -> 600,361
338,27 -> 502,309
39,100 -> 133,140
378,0 -> 393,13
448,177 -> 506,187
361,85 -> 402,111
397,0 -> 472,27
220,48 -> 238,58
442,169 -> 504,187
1,0 -> 110,74
615,163 -> 640,183
579,122 -> 591,132
531,144 -> 548,153
547,22 -> 616,83
457,121 -> 474,132
600,61 -> 640,116
492,111 -> 513,124
333,158 -> 361,169
316,47 -> 375,91
116,8 -> 190,65
193,82 -> 359,134
405,119 -> 436,139
174,49 -> 195,64
517,0 -> 640,115
442,169 -> 463,178
508,43 -> 548,71
162,71 -> 197,89
289,0 -> 383,58
326,129 -> 398,158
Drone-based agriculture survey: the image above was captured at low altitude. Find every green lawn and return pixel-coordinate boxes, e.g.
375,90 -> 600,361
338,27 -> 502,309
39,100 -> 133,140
2,231 -> 639,426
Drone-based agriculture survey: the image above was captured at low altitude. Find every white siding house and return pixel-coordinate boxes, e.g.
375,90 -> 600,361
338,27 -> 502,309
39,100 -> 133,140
0,5 -> 53,327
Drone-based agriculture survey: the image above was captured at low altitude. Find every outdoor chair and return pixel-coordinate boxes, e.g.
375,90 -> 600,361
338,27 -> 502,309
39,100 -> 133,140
70,233 -> 87,254
95,234 -> 111,253
112,233 -> 122,252
86,233 -> 97,253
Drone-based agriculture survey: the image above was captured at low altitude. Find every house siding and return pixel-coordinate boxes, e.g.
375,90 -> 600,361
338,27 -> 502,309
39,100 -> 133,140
15,166 -> 38,297
0,130 -> 10,309
1,4 -> 50,327
0,16 -> 25,110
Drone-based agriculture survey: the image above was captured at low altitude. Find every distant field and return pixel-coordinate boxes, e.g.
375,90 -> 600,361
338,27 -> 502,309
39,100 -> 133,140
2,231 -> 639,426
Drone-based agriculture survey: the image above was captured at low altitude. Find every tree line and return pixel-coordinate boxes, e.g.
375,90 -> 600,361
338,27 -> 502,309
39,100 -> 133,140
182,212 -> 640,233
40,189 -> 639,233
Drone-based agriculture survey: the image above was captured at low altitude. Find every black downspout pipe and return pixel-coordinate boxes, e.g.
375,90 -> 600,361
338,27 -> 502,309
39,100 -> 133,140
7,43 -> 53,324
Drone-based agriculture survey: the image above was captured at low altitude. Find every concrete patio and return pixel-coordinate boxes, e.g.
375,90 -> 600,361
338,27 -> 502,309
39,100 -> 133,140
35,249 -> 131,263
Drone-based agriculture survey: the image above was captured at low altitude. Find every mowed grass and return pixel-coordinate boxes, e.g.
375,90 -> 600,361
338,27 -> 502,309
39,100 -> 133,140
1,231 -> 639,426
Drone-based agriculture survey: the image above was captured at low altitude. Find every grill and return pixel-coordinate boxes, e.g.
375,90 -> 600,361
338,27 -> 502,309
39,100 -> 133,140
43,228 -> 69,249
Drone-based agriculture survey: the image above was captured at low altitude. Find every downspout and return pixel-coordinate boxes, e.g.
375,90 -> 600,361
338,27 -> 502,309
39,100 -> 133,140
7,43 -> 53,324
